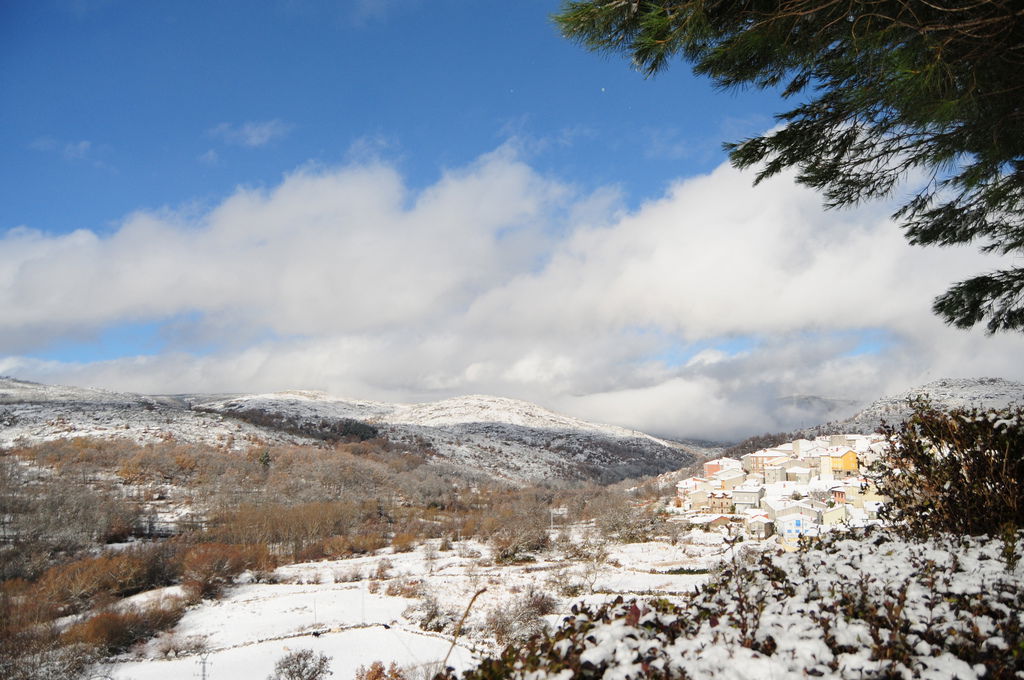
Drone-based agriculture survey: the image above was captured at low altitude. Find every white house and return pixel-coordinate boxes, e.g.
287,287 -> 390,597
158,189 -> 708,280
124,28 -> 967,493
732,485 -> 765,512
776,506 -> 820,539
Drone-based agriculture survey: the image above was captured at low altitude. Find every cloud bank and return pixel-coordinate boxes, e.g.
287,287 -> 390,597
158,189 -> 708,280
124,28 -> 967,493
2,146 -> 1021,440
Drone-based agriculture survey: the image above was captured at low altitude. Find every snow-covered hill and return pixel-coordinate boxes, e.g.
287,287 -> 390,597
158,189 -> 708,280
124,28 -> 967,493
0,378 -> 704,484
808,377 -> 1024,435
0,376 -> 309,451
197,392 -> 705,483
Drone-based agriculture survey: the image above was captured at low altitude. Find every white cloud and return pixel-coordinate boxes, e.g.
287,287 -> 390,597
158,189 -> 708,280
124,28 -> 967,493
209,120 -> 291,148
3,147 -> 1022,440
349,0 -> 418,26
62,140 -> 92,160
30,137 -> 106,165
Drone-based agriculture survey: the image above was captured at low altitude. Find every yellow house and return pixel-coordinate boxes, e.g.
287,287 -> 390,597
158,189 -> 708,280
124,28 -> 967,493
821,504 -> 849,527
829,449 -> 860,476
844,479 -> 887,509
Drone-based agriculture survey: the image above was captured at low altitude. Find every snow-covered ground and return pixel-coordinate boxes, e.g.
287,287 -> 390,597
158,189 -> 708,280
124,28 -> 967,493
444,530 -> 1024,680
97,534 -> 724,680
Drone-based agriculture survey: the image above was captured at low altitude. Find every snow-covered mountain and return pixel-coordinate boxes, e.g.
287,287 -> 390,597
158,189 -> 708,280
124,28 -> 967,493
0,378 -> 705,484
196,391 -> 706,483
0,376 -> 301,450
808,377 -> 1024,435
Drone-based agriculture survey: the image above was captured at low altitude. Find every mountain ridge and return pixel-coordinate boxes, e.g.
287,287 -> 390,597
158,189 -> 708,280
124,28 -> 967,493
799,376 -> 1024,438
0,377 -> 706,484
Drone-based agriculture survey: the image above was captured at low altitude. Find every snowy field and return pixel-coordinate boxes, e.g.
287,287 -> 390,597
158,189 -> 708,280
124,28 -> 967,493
97,535 -> 723,680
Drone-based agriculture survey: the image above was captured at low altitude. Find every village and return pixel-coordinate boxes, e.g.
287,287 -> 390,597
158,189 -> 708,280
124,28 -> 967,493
670,434 -> 890,544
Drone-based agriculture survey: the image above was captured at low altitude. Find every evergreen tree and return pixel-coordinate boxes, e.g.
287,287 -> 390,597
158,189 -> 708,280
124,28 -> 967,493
555,1 -> 1024,332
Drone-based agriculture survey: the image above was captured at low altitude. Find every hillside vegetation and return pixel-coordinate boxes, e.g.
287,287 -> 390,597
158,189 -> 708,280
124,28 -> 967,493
0,429 -> 669,679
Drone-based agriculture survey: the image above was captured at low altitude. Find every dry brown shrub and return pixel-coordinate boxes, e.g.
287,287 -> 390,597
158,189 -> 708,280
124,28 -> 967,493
180,543 -> 273,598
35,552 -> 150,613
61,598 -> 184,653
384,578 -> 421,598
355,660 -> 408,680
321,535 -> 353,557
348,531 -> 388,554
173,452 -> 198,474
390,532 -> 417,553
0,578 -> 55,638
116,454 -> 146,484
294,541 -> 328,563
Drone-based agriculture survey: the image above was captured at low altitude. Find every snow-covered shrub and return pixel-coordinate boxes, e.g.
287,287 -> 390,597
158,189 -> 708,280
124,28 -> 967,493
332,566 -> 363,582
385,578 -> 422,598
0,641 -> 98,680
441,529 -> 1024,680
269,648 -> 332,680
588,492 -> 664,543
871,400 -> 1024,538
484,587 -> 557,647
405,592 -> 458,633
154,632 -> 207,658
374,558 -> 393,580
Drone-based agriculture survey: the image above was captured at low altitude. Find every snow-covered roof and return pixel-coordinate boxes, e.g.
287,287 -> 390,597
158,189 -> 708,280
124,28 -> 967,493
687,514 -> 731,525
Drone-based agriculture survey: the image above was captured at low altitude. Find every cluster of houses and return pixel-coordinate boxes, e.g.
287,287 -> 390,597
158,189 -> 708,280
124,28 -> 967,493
673,434 -> 890,544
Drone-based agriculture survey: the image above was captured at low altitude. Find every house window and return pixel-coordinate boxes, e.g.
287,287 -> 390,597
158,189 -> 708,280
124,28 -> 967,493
795,519 -> 801,527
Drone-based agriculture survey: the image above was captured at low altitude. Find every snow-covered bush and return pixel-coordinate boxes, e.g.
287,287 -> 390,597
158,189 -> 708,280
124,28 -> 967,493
871,400 -> 1024,538
440,529 -> 1024,680
588,492 -> 664,543
484,587 -> 558,647
385,577 -> 422,598
405,592 -> 458,633
269,648 -> 332,680
154,631 -> 207,657
0,641 -> 98,680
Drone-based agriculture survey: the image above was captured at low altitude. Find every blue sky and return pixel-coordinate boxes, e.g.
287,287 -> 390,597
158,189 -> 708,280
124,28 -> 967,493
1,1 -> 777,234
2,1 -> 1021,440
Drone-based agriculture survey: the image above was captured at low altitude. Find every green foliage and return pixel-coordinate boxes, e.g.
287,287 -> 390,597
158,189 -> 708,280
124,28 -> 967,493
219,405 -> 379,442
722,430 -> 798,459
869,399 -> 1024,538
555,1 -> 1024,332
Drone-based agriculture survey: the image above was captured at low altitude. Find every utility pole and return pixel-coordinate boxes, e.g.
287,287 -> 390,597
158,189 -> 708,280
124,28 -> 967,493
197,652 -> 212,680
